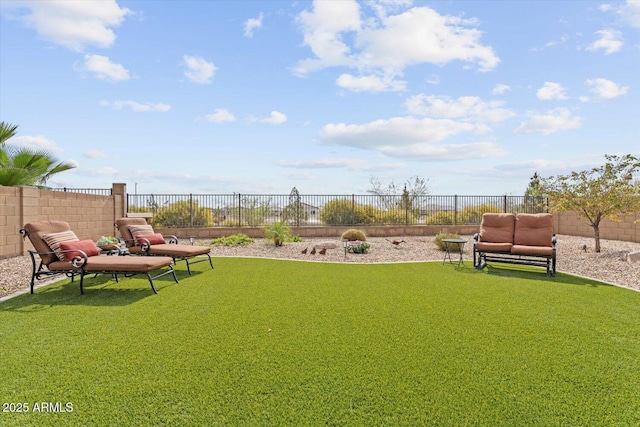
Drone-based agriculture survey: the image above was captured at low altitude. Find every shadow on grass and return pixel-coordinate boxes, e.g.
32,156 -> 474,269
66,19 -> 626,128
454,261 -> 610,288
0,268 -> 205,311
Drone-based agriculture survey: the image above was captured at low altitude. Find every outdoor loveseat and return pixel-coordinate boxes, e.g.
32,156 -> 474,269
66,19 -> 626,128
20,220 -> 178,294
473,213 -> 557,276
115,217 -> 213,275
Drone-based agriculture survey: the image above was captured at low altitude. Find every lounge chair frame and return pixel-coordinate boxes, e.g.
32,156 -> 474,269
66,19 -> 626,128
115,218 -> 213,275
20,226 -> 178,294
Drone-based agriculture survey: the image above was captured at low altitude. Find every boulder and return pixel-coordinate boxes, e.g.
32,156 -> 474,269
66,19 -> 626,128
627,251 -> 640,265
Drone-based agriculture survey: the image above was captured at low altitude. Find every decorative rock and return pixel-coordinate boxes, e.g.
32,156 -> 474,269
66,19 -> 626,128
627,251 -> 640,265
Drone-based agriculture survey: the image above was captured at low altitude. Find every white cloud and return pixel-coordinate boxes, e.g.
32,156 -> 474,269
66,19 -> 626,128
318,116 -> 507,160
536,82 -> 568,101
492,84 -> 511,95
585,78 -> 629,98
1,0 -> 131,51
183,55 -> 217,84
619,0 -> 640,29
277,157 -> 407,171
261,111 -> 287,125
336,73 -> 406,92
587,29 -> 623,54
205,109 -> 236,123
515,108 -> 582,135
9,135 -> 64,153
83,149 -> 109,159
99,100 -> 171,112
293,2 -> 499,90
405,95 -> 515,123
244,12 -> 264,37
80,54 -> 129,81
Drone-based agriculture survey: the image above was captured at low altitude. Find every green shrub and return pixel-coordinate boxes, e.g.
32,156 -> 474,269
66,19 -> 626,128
341,229 -> 367,241
459,203 -> 500,224
348,242 -> 371,254
221,219 -> 249,227
424,211 -> 455,225
434,232 -> 463,251
209,234 -> 254,247
152,200 -> 213,228
287,235 -> 303,243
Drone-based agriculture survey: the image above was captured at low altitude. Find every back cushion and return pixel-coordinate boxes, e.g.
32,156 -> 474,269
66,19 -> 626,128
514,214 -> 554,247
58,240 -> 100,261
479,213 -> 516,243
115,217 -> 150,246
23,220 -> 74,265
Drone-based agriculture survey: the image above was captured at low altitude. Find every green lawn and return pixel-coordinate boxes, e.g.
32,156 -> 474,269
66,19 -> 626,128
1,259 -> 639,426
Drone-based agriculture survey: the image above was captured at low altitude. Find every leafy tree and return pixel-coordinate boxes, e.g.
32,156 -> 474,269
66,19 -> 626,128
368,175 -> 429,211
0,121 -> 75,187
540,154 -> 640,252
523,172 -> 546,213
282,186 -> 308,225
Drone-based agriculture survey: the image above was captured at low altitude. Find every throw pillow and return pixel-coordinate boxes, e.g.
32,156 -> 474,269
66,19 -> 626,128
58,240 -> 100,261
42,230 -> 80,261
135,233 -> 166,246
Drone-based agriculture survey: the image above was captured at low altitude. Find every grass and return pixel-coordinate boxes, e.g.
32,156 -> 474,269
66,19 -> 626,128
1,259 -> 639,426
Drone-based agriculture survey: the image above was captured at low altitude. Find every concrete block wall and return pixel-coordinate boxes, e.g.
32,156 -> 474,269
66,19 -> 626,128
554,211 -> 639,242
0,184 -> 126,259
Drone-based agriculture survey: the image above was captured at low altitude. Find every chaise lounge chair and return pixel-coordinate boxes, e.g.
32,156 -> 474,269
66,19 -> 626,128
20,220 -> 178,294
115,217 -> 213,275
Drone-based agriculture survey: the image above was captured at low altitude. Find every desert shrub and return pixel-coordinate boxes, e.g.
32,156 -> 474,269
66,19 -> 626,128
341,229 -> 367,241
320,199 -> 361,225
209,234 -> 254,247
221,219 -> 249,227
287,235 -> 303,242
424,211 -> 455,225
459,203 -> 500,224
434,232 -> 463,251
152,200 -> 213,228
376,208 -> 417,225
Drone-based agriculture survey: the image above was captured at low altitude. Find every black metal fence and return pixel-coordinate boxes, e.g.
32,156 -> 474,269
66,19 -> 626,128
126,193 -> 548,228
50,187 -> 112,196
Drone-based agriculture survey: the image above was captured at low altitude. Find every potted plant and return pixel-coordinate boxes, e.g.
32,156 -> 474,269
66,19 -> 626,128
264,221 -> 292,247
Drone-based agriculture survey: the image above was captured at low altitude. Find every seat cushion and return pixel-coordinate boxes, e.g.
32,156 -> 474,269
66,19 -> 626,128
478,213 -> 516,244
144,244 -> 211,257
476,242 -> 513,252
511,245 -> 554,257
48,255 -> 174,273
514,214 -> 554,247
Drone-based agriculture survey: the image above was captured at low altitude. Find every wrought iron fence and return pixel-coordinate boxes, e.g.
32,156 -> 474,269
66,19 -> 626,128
126,193 -> 548,228
50,187 -> 113,196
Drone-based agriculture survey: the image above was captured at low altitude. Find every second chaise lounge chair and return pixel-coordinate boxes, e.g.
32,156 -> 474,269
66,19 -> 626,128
115,217 -> 213,275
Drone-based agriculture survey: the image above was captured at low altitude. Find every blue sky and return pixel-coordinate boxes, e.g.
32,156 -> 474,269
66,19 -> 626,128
1,0 -> 638,196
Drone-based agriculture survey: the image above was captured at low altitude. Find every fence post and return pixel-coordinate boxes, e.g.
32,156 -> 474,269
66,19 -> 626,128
503,195 -> 508,213
454,195 -> 458,225
351,194 -> 355,226
189,194 -> 194,227
237,193 -> 242,228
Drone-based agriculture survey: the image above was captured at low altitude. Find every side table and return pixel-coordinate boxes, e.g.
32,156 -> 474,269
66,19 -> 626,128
442,238 -> 467,266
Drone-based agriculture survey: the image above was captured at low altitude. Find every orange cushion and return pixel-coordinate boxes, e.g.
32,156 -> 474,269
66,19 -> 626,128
514,214 -> 554,247
479,213 -> 516,243
136,233 -> 166,245
59,240 -> 100,260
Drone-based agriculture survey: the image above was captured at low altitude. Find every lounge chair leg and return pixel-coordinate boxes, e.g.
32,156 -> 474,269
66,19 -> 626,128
146,274 -> 158,294
80,273 -> 85,295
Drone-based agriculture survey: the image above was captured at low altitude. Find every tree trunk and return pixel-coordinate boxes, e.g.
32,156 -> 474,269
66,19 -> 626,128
593,225 -> 601,253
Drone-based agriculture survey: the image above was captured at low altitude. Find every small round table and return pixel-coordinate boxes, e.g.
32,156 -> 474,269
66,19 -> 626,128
442,239 -> 467,266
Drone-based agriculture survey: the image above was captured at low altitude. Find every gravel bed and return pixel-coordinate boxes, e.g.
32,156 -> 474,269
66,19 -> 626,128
1,234 -> 638,300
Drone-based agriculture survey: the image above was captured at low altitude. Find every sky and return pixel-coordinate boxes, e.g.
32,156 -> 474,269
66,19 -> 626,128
1,0 -> 639,196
